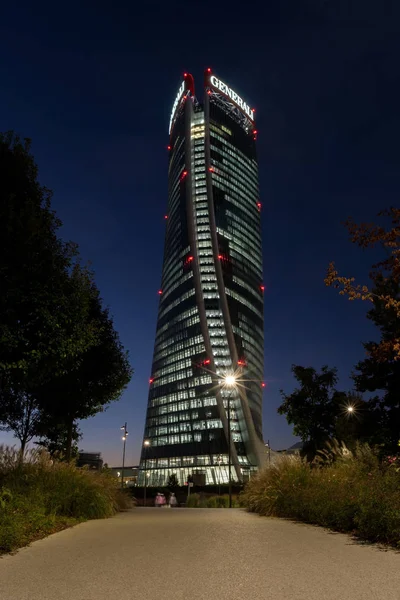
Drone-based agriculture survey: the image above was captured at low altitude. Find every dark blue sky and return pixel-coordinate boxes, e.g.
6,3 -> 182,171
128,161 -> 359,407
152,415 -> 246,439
1,1 -> 399,465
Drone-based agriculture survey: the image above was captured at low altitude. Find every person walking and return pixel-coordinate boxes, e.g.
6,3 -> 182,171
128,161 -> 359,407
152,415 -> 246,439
155,492 -> 163,507
169,492 -> 178,507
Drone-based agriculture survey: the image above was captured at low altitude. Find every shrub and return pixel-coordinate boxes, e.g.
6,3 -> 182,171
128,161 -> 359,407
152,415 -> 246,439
0,445 -> 132,553
186,493 -> 200,507
240,445 -> 400,547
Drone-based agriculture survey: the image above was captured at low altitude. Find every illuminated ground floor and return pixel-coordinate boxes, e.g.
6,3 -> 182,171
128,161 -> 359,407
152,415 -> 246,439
138,453 -> 258,487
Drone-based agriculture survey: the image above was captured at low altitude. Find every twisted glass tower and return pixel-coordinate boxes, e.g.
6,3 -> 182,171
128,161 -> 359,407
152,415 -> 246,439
139,70 -> 267,486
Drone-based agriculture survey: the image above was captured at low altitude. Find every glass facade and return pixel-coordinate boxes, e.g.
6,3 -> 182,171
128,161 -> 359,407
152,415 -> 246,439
139,71 -> 267,486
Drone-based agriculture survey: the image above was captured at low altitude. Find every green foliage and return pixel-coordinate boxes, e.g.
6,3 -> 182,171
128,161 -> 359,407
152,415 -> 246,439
0,445 -> 131,554
240,446 -> 400,547
166,473 -> 179,489
278,365 -> 370,459
0,132 -> 133,458
354,277 -> 400,455
186,493 -> 200,507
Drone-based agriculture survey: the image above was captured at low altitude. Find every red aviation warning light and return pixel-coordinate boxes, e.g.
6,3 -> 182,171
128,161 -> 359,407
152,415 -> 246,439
261,382 -> 266,388
158,290 -> 163,295
188,256 -> 193,262
206,67 -> 212,73
260,285 -> 265,292
257,202 -> 262,211
149,378 -> 154,384
203,359 -> 211,365
209,167 -> 214,172
237,359 -> 246,367
180,170 -> 188,181
164,215 -> 168,220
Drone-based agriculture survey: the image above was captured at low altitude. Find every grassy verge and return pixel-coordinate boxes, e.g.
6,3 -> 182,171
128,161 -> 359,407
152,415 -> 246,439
239,445 -> 400,547
0,446 -> 132,554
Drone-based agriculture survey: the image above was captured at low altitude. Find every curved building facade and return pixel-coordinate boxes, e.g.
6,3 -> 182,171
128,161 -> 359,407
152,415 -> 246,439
139,70 -> 267,486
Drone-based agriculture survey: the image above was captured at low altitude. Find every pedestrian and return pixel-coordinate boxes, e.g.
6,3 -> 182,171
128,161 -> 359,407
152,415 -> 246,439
160,493 -> 167,507
155,492 -> 163,507
169,492 -> 178,507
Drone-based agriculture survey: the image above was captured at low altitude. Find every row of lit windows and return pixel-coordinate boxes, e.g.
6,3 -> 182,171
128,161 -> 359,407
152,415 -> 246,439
209,131 -> 258,177
155,314 -> 200,346
156,306 -> 199,339
239,313 -> 264,340
211,156 -> 259,197
225,288 -> 263,320
232,276 -> 263,303
218,228 -> 263,268
154,335 -> 205,360
230,248 -> 263,280
162,245 -> 191,286
152,372 -> 213,391
214,184 -> 260,231
225,213 -> 262,250
210,142 -> 259,189
211,171 -> 258,208
233,325 -> 263,361
226,209 -> 262,247
158,289 -> 196,320
162,271 -> 193,301
153,343 -> 204,372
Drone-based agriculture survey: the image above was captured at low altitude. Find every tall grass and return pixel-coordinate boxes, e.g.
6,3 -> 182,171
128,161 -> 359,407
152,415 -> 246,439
0,445 -> 131,553
240,444 -> 400,547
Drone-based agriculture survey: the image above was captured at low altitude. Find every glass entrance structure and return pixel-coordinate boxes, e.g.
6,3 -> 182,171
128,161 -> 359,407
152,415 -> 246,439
139,70 -> 267,486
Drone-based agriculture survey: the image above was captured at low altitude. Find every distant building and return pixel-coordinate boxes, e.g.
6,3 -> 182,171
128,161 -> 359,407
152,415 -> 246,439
109,466 -> 139,487
77,452 -> 103,470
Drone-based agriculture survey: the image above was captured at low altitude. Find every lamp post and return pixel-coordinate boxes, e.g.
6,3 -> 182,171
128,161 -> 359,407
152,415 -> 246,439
143,439 -> 150,506
222,374 -> 236,509
120,423 -> 128,490
217,454 -> 222,496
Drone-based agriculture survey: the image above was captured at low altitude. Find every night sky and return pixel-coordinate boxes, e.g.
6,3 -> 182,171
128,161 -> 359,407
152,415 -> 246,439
1,1 -> 399,466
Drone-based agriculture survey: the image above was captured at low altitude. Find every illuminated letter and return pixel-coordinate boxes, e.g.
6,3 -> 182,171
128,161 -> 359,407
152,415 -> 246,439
210,75 -> 219,88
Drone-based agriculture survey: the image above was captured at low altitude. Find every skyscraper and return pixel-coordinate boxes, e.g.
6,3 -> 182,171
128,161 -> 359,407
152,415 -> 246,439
139,69 -> 267,486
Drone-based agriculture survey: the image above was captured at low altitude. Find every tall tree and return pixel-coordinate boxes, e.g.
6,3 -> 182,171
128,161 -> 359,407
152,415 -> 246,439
278,365 -> 364,460
0,132 -> 98,438
35,280 -> 133,460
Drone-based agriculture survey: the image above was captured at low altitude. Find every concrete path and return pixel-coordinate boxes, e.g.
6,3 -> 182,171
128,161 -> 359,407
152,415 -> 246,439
0,509 -> 399,600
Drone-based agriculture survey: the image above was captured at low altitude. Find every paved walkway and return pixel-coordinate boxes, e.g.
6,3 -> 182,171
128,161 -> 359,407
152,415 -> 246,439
0,509 -> 399,600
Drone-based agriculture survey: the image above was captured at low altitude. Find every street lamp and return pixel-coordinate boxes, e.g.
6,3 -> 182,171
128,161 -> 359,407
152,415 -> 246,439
120,423 -> 128,490
221,373 -> 237,508
143,439 -> 150,506
347,405 -> 355,413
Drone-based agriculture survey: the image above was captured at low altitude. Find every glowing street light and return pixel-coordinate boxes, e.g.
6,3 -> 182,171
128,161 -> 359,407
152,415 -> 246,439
347,406 -> 355,413
224,374 -> 237,387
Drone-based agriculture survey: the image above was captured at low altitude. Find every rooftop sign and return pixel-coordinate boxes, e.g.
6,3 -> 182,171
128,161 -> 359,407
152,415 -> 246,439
210,75 -> 254,122
169,81 -> 185,134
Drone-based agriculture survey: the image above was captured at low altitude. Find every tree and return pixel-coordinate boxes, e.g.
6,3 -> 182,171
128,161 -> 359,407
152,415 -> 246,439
0,132 -> 98,442
352,276 -> 400,454
325,208 -> 400,453
278,365 -> 361,460
35,279 -> 133,460
35,419 -> 82,459
167,473 -> 179,490
0,390 -> 42,460
325,207 -> 400,362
